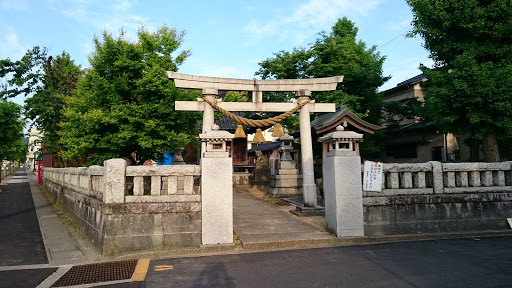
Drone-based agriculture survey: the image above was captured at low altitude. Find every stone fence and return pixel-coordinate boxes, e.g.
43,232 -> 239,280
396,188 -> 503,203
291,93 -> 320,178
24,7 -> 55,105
42,159 -> 202,256
363,161 -> 512,235
1,162 -> 18,180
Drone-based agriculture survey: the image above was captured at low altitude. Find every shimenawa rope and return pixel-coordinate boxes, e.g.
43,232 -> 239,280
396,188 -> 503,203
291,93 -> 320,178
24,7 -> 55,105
202,97 -> 310,128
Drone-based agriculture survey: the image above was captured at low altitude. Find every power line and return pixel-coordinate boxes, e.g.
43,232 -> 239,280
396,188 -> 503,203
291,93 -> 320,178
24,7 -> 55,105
377,31 -> 409,49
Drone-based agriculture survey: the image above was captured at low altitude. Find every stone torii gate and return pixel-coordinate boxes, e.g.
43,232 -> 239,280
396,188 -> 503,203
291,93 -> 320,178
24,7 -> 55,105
168,71 -> 343,208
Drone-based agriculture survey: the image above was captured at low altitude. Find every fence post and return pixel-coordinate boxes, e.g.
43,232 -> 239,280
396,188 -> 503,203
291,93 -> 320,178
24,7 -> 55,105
104,159 -> 127,204
430,161 -> 443,194
320,126 -> 364,237
200,125 -> 234,245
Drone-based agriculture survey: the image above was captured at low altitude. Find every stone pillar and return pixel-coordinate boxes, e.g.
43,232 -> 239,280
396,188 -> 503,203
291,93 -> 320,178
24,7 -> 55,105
200,125 -> 234,245
320,126 -> 364,237
103,158 -> 127,204
202,88 -> 218,158
297,90 -> 316,207
430,161 -> 443,194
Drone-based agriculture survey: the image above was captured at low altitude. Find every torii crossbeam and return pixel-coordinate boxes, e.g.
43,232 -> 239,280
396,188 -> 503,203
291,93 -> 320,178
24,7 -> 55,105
168,71 -> 343,208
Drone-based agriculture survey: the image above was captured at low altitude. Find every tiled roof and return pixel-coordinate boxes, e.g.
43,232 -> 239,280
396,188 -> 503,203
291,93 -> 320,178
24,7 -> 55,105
399,121 -> 436,131
383,73 -> 426,95
197,112 -> 245,132
395,73 -> 425,87
310,105 -> 349,128
247,141 -> 281,152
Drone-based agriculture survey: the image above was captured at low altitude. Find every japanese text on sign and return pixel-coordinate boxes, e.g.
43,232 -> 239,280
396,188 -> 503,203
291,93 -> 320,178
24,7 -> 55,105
363,161 -> 383,192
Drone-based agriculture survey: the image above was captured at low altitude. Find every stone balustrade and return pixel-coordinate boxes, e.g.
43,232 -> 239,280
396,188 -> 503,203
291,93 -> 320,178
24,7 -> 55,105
364,161 -> 512,200
125,165 -> 200,203
441,162 -> 512,193
43,166 -> 105,201
380,163 -> 434,195
363,161 -> 512,235
41,160 -> 203,256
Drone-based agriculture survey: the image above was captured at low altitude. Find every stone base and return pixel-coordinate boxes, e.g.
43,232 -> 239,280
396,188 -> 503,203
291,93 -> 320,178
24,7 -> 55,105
254,169 -> 271,184
268,173 -> 303,196
284,198 -> 325,216
291,205 -> 325,216
268,187 -> 301,196
233,172 -> 252,187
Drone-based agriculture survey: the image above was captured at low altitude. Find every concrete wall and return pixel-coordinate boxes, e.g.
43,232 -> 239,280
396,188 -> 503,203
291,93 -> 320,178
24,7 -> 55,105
363,162 -> 512,235
42,161 -> 202,256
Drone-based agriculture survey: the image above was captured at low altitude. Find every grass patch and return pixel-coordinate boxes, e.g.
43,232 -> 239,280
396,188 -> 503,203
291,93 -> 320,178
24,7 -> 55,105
40,184 -> 85,239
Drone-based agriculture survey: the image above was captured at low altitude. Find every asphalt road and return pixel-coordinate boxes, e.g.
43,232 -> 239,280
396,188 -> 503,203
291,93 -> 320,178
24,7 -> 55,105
137,236 -> 512,288
0,170 -> 47,266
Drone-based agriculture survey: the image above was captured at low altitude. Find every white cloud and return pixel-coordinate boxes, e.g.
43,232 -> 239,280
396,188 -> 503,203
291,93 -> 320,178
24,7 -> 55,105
94,14 -> 150,41
50,0 -> 150,42
243,0 -> 382,46
62,8 -> 87,18
112,0 -> 134,11
0,30 -> 26,59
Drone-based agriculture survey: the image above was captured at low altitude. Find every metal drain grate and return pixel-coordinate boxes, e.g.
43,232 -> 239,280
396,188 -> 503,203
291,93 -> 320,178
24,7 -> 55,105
52,259 -> 138,287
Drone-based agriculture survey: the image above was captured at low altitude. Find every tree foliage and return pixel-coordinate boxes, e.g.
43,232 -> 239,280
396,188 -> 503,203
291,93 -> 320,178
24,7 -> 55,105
0,46 -> 47,99
26,52 -> 81,161
407,0 -> 512,161
0,99 -> 26,162
256,17 -> 389,125
0,47 -> 81,166
59,26 -> 201,165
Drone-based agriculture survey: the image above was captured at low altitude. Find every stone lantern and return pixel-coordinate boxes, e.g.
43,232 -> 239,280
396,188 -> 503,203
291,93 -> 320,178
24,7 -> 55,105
269,132 -> 302,197
320,125 -> 363,157
199,124 -> 234,158
199,124 -> 234,245
319,125 -> 364,238
279,133 -> 294,161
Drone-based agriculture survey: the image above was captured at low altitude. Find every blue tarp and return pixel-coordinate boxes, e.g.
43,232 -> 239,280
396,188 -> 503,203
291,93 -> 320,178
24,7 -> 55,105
157,153 -> 174,165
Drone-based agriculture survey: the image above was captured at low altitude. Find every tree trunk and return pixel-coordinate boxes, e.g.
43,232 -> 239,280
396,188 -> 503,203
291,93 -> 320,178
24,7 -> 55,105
482,133 -> 500,162
469,138 -> 480,162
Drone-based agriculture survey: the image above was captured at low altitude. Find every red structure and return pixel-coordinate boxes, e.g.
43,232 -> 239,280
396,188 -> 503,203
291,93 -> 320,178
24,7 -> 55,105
37,161 -> 43,183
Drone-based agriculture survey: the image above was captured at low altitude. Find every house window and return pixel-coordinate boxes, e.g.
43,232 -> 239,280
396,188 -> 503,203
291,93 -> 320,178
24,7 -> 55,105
432,146 -> 443,161
386,144 -> 417,158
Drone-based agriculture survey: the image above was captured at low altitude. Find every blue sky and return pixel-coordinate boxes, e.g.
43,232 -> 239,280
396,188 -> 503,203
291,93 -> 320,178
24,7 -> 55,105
1,0 -> 432,106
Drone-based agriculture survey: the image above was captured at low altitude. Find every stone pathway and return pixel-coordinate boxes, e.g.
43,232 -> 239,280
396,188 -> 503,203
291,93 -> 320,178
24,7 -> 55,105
233,188 -> 336,250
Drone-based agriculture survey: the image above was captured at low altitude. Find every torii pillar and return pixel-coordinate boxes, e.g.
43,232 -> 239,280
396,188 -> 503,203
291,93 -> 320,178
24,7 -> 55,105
168,72 -> 343,208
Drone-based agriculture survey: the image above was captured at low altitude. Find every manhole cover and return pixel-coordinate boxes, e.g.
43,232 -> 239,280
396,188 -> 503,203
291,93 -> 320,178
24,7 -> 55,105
52,259 -> 138,287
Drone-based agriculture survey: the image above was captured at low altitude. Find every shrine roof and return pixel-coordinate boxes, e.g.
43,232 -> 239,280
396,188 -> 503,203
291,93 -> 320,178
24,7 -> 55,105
247,141 -> 281,152
310,105 -> 380,135
197,112 -> 243,132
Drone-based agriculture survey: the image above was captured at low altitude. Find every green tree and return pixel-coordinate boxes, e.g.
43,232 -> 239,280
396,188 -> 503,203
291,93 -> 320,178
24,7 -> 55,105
407,0 -> 512,162
0,99 -> 25,182
59,26 -> 201,165
0,46 -> 47,99
256,17 -> 389,125
0,47 -> 81,167
26,52 -> 81,166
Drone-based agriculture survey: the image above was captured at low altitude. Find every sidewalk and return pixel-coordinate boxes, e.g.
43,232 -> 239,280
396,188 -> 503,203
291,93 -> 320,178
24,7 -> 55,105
25,171 -> 100,266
